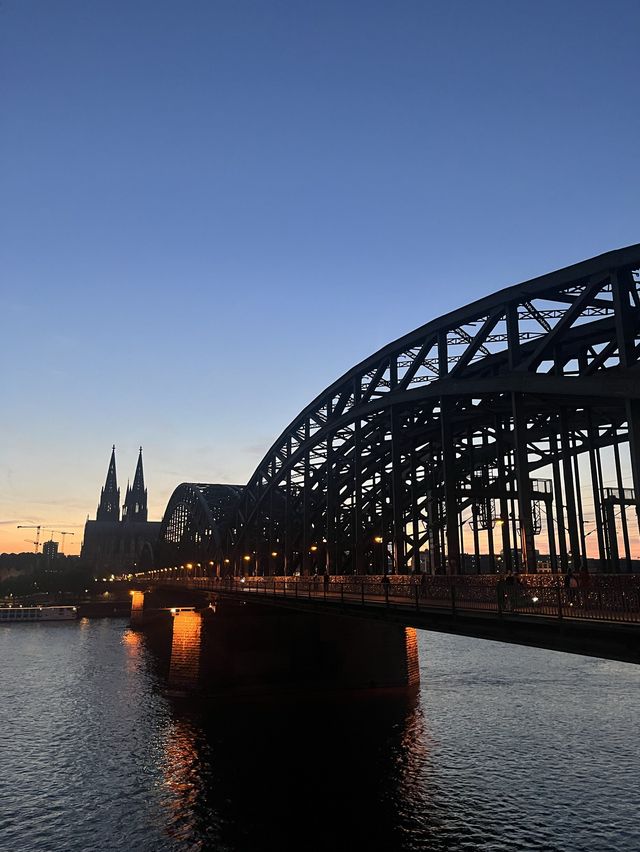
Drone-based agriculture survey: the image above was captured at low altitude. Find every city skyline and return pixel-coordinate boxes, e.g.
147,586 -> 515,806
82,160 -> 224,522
2,1 -> 639,555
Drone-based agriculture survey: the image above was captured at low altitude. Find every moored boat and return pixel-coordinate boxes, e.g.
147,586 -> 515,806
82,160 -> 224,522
0,605 -> 78,622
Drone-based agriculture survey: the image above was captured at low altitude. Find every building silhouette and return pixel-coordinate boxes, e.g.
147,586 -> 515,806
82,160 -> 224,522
81,447 -> 160,573
42,539 -> 59,562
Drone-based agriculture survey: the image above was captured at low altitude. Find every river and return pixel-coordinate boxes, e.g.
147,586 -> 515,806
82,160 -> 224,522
1,618 -> 638,851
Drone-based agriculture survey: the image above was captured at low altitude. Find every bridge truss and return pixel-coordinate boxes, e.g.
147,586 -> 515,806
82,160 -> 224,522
160,245 -> 640,575
156,483 -> 244,569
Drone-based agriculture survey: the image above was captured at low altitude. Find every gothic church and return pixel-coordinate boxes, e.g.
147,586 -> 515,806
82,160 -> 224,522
81,447 -> 161,573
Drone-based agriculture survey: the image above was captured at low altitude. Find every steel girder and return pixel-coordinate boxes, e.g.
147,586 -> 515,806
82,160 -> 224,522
156,483 -> 244,568
192,246 -> 640,575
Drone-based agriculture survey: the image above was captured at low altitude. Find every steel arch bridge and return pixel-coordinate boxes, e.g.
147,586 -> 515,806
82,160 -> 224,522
156,483 -> 244,568
160,245 -> 640,577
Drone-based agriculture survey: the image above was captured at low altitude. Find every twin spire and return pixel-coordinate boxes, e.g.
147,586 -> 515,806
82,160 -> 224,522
96,446 -> 147,523
96,445 -> 120,521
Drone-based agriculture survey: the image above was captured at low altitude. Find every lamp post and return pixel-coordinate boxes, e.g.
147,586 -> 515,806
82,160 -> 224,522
374,536 -> 384,575
309,544 -> 318,576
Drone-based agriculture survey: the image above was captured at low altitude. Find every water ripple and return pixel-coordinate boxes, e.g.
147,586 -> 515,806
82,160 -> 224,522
0,621 -> 638,850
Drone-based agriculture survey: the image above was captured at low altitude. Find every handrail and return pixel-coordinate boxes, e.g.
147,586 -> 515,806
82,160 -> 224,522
141,575 -> 640,625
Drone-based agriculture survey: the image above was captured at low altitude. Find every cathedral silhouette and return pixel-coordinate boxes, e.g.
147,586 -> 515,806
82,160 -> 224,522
81,447 -> 160,573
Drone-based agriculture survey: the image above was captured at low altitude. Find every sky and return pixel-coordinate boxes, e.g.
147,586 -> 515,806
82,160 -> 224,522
1,0 -> 639,555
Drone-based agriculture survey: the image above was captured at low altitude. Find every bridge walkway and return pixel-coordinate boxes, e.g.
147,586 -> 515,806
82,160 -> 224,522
136,575 -> 640,662
174,576 -> 640,625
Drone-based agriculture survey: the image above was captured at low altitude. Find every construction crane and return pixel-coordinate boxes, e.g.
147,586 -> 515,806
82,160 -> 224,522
44,529 -> 75,553
17,525 -> 43,552
24,539 -> 42,552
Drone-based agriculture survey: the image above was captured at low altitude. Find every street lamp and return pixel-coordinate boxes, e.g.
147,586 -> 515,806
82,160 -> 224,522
309,545 -> 318,576
373,536 -> 384,574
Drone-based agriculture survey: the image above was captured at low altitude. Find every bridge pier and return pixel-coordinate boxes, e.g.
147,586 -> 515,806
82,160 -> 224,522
131,589 -> 420,694
199,603 -> 420,693
130,590 -> 145,627
168,609 -> 202,690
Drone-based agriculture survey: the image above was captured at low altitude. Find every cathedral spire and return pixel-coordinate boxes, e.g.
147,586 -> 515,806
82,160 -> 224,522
96,445 -> 120,522
122,446 -> 148,522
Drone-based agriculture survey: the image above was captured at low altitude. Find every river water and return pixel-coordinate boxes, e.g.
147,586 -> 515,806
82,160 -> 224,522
1,618 -> 638,851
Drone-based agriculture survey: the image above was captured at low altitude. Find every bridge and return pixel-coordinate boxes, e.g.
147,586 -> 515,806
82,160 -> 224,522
134,246 -> 640,690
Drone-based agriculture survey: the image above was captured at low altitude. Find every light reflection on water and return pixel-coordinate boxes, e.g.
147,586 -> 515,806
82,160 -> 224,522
0,619 -> 638,851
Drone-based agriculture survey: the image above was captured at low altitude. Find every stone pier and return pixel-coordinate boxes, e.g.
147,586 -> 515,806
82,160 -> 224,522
130,590 -> 420,694
168,609 -> 203,689
199,601 -> 420,694
130,590 -> 145,628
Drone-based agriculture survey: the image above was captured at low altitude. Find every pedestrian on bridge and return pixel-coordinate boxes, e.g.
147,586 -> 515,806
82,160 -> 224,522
420,571 -> 428,599
504,570 -> 516,612
565,570 -> 579,605
579,560 -> 591,607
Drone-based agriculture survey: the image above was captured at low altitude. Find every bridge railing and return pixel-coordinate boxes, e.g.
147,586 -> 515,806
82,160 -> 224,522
172,574 -> 640,624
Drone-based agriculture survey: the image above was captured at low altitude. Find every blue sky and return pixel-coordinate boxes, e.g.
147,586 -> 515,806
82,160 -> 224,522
1,0 -> 639,553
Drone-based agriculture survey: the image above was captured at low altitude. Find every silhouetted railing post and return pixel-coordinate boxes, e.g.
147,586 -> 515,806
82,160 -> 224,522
450,580 -> 456,615
361,583 -> 365,605
556,579 -> 563,619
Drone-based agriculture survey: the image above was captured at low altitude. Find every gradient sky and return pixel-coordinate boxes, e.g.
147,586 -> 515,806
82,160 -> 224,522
1,0 -> 639,555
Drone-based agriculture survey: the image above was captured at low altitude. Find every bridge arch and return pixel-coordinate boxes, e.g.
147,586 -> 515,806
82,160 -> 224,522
156,483 -> 243,571
219,244 -> 640,577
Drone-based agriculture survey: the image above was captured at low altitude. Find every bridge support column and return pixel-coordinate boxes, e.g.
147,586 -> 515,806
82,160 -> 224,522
169,610 -> 203,690
560,409 -> 581,572
512,392 -> 536,573
441,399 -> 460,574
198,602 -> 420,693
391,406 -> 407,574
130,590 -> 145,628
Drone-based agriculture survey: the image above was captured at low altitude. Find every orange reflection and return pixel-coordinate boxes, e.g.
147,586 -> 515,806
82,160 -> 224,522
122,628 -> 143,649
160,718 -> 200,844
121,627 -> 144,673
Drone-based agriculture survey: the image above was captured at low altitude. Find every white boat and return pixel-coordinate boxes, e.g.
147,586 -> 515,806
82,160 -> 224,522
0,605 -> 78,622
